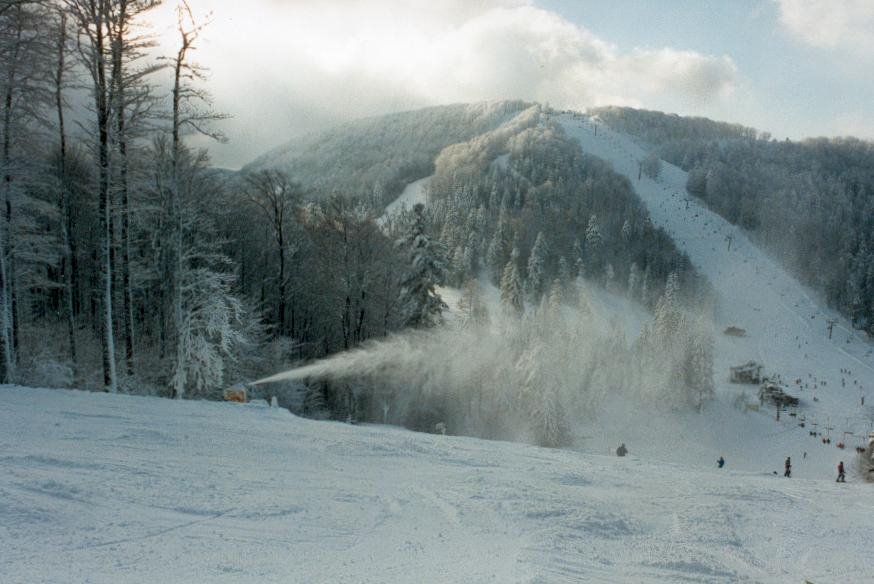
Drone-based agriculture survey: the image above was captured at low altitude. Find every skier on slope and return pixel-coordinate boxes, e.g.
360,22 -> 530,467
784,457 -> 792,477
717,456 -> 725,468
837,461 -> 846,483
616,443 -> 628,457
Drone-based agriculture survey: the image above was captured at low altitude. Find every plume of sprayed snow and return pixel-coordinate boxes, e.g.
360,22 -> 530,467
254,282 -> 714,448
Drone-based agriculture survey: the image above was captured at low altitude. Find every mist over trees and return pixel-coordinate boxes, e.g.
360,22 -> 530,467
265,273 -> 714,448
594,106 -> 874,335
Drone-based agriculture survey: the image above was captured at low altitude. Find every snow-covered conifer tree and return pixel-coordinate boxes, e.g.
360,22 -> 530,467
627,262 -> 641,300
500,248 -> 524,317
571,238 -> 583,278
546,279 -> 563,319
458,278 -> 488,328
557,256 -> 571,285
517,342 -> 570,448
396,203 -> 447,329
684,321 -> 715,411
486,211 -> 511,284
526,231 -> 549,302
585,214 -> 604,278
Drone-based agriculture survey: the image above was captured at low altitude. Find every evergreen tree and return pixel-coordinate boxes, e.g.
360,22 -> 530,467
517,342 -> 570,448
620,219 -> 632,244
500,248 -> 524,317
458,278 -> 489,327
526,231 -> 549,302
546,279 -> 563,318
684,321 -> 715,411
396,203 -> 448,329
485,213 -> 509,284
571,238 -> 583,278
585,214 -> 604,278
627,262 -> 641,300
557,256 -> 571,287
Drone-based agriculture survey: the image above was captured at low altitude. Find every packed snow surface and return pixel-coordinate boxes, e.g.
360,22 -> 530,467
1,386 -> 872,583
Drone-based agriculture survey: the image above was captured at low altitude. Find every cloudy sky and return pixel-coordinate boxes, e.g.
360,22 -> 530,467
146,0 -> 874,168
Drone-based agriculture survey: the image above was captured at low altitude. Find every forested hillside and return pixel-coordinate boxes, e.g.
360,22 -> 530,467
593,106 -> 874,334
244,101 -> 530,205
269,106 -> 715,444
425,108 -> 709,310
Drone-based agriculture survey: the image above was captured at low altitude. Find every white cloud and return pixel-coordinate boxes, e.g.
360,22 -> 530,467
773,0 -> 874,54
150,0 -> 738,167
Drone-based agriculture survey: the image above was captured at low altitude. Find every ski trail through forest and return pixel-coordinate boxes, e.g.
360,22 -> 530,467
559,112 -> 874,466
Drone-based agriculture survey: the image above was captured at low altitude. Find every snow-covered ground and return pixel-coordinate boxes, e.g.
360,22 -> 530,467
1,385 -> 872,583
378,176 -> 430,225
558,113 -> 874,478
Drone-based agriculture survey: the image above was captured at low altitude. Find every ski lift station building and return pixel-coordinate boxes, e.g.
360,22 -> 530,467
730,361 -> 764,384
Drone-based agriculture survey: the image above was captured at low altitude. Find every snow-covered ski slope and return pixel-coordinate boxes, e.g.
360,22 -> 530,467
378,175 -> 430,225
559,113 -> 874,467
1,386 -> 872,584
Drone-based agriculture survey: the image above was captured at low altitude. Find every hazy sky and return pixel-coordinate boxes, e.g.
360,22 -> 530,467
146,0 -> 874,168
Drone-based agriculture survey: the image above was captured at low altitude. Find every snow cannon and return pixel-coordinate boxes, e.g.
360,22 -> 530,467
222,384 -> 248,403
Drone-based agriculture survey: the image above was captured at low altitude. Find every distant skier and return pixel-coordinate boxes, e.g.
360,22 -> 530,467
784,457 -> 792,477
717,456 -> 725,468
616,443 -> 628,457
837,461 -> 845,482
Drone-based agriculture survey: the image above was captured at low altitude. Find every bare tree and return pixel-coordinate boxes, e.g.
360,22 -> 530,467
0,2 -> 53,381
244,169 -> 301,335
166,0 -> 228,398
52,7 -> 77,368
65,0 -> 118,391
106,0 -> 162,376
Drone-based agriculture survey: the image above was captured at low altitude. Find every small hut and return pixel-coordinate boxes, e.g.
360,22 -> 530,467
730,361 -> 763,384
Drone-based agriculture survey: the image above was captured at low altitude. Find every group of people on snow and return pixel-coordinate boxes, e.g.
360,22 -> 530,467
616,445 -> 849,482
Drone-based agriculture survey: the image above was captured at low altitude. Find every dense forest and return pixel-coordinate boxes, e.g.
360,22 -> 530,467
0,2 -> 715,444
0,0 -> 422,395
593,106 -> 874,334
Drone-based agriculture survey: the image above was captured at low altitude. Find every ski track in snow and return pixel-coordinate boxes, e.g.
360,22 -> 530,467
1,386 -> 872,583
558,113 -> 874,477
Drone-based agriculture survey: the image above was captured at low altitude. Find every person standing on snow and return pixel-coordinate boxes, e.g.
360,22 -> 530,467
837,461 -> 846,482
717,456 -> 725,468
616,443 -> 628,457
784,457 -> 792,477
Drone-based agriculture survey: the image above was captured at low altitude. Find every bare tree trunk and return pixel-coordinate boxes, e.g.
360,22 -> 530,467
110,0 -> 134,376
94,1 -> 118,392
0,11 -> 21,381
169,18 -> 187,398
278,229 -> 286,334
54,10 -> 77,368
